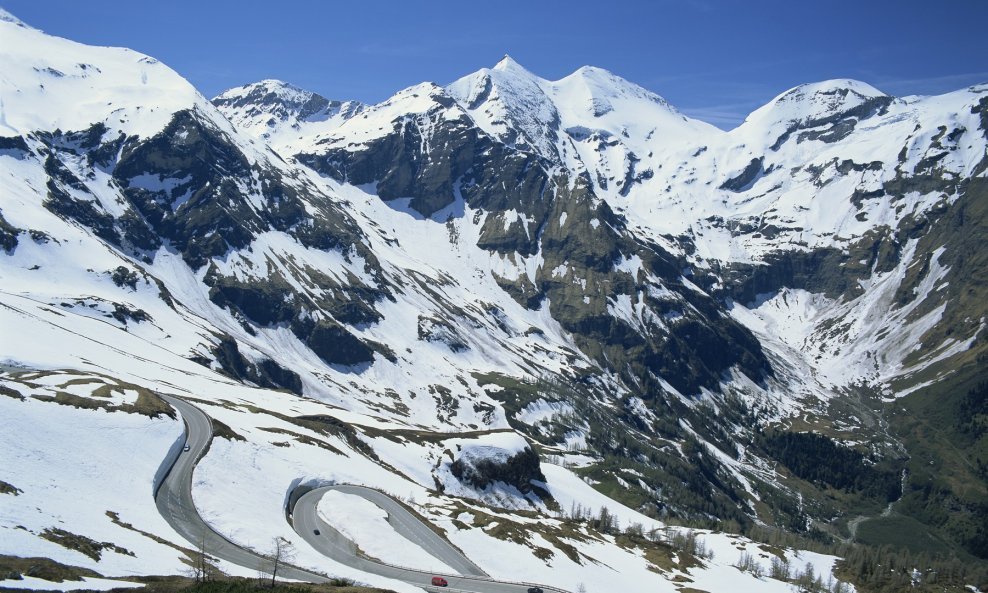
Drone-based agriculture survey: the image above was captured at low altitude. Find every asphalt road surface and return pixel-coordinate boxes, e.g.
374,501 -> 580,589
295,484 -> 488,577
154,395 -> 330,582
154,395 -> 568,593
292,489 -> 565,593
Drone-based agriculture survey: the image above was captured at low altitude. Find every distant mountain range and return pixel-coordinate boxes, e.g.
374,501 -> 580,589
1,6 -> 986,591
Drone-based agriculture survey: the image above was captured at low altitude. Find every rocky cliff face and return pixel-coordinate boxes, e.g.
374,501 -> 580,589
450,446 -> 546,495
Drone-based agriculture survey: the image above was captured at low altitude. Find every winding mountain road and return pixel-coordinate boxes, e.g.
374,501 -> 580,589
154,395 -> 330,582
293,484 -> 487,578
290,486 -> 567,593
154,394 -> 568,593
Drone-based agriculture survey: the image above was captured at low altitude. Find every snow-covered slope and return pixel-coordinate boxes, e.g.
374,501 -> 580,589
623,79 -> 988,263
446,56 -> 720,187
211,79 -> 364,150
0,8 -> 202,140
0,13 -> 818,592
217,55 -> 988,396
2,6 -> 987,591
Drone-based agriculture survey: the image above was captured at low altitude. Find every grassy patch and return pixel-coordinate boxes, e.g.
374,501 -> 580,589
0,555 -> 101,583
0,385 -> 24,400
359,425 -> 514,444
444,500 -> 591,565
257,427 -> 343,454
105,510 -> 195,558
855,515 -> 951,555
164,576 -> 393,593
614,532 -> 691,573
5,575 -> 399,593
470,372 -> 545,419
39,527 -> 134,562
886,361 -> 988,560
237,404 -> 378,461
212,419 -> 246,442
11,371 -> 173,418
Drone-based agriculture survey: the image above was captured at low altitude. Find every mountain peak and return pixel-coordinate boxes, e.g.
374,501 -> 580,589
741,78 -> 894,132
781,78 -> 889,102
572,64 -> 607,77
492,54 -> 528,73
559,64 -> 674,108
214,79 -> 327,106
212,79 -> 342,126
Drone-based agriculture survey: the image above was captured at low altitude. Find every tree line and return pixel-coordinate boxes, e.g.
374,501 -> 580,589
759,430 -> 902,501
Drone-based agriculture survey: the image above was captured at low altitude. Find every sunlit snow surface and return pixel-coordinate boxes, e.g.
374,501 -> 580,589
0,576 -> 144,591
4,6 -> 984,592
316,491 -> 454,572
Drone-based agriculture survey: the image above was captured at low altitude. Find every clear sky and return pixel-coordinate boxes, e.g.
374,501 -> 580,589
5,0 -> 988,129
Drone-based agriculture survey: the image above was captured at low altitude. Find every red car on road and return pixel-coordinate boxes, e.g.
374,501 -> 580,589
431,576 -> 448,587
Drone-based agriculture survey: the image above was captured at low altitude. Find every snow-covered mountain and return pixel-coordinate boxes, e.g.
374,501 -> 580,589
212,80 -> 364,147
2,7 -> 987,592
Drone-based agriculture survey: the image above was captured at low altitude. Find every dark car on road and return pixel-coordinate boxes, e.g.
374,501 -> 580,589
528,588 -> 543,593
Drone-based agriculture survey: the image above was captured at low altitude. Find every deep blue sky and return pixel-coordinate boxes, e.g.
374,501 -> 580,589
6,1 -> 988,128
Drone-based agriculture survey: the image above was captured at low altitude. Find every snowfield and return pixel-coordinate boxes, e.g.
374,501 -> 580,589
0,378 -> 188,577
0,575 -> 145,591
6,5 -> 982,592
0,361 -> 851,592
316,491 -> 454,572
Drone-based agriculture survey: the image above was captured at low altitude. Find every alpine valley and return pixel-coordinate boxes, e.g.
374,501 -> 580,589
1,8 -> 986,593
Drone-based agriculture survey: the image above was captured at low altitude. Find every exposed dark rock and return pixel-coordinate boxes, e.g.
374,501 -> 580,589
211,335 -> 303,395
109,302 -> 149,325
450,445 -> 546,494
491,272 -> 544,309
418,315 -> 469,352
0,135 -> 31,158
302,318 -> 374,367
770,93 -> 894,151
110,266 -> 139,290
299,100 -> 479,218
972,96 -> 988,136
43,154 -> 120,245
211,82 -> 361,124
113,109 -> 372,269
720,157 -> 764,192
533,176 -> 770,396
207,270 -> 300,327
465,150 -> 552,256
798,118 -> 857,143
0,209 -> 21,253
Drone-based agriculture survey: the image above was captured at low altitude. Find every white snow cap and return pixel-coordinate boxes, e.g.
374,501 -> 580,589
492,54 -> 532,74
447,55 -> 717,162
744,78 -> 890,127
0,9 -> 205,138
774,78 -> 888,109
214,78 -> 321,104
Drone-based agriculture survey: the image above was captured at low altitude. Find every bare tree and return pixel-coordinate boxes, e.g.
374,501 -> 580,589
269,537 -> 296,587
736,551 -> 763,577
183,531 -> 218,584
625,522 -> 644,538
769,555 -> 791,581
